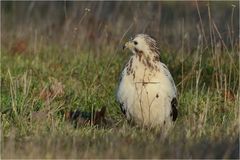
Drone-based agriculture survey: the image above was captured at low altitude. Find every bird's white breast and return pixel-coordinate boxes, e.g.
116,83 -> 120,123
117,56 -> 177,127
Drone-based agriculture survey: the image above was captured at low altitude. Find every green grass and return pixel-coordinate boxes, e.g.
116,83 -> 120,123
1,46 -> 239,158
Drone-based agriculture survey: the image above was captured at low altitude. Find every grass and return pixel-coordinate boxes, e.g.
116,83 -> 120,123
1,2 -> 239,158
1,43 -> 239,158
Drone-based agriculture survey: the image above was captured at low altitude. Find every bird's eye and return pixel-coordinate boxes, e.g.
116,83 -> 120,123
133,41 -> 138,45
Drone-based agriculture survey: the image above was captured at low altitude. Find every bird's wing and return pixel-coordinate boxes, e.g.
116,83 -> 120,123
116,68 -> 127,116
160,62 -> 178,121
171,97 -> 178,121
160,62 -> 177,96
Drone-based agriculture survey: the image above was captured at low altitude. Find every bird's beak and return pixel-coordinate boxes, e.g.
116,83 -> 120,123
123,41 -> 132,50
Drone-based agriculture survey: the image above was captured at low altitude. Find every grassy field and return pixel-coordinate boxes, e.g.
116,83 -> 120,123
1,1 -> 239,159
1,43 -> 239,158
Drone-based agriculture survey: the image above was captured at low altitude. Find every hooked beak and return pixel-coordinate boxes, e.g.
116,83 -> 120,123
122,41 -> 132,50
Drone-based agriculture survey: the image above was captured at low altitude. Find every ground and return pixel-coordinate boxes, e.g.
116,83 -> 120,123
1,45 -> 239,158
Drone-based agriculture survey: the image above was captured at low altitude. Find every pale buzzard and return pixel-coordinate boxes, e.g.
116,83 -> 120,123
117,34 -> 178,128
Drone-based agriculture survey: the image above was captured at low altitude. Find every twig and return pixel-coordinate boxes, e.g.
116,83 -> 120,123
212,21 -> 237,70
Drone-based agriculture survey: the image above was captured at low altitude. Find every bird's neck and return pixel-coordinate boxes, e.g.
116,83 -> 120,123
134,50 -> 161,70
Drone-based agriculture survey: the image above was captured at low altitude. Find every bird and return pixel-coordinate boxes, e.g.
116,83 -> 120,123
116,34 -> 178,128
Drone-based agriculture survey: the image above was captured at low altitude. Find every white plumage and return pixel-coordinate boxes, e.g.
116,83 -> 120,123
117,34 -> 178,128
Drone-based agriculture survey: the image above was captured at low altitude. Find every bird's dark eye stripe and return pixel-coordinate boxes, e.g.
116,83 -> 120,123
133,41 -> 138,45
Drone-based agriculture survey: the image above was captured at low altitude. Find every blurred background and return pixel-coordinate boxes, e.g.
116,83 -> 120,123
1,1 -> 239,158
1,1 -> 239,54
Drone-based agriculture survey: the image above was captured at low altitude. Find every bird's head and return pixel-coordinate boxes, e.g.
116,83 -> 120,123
123,34 -> 159,56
